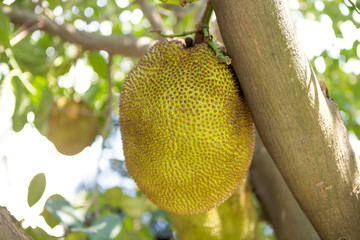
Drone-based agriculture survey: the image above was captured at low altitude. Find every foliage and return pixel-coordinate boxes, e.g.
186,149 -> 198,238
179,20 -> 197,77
0,0 -> 359,239
296,0 -> 360,138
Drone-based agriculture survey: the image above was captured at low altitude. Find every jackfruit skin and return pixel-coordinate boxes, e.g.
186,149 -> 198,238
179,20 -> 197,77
119,39 -> 255,215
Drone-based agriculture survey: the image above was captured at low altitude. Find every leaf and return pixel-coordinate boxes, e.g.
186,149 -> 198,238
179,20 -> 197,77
41,194 -> 63,228
82,83 -> 100,104
103,187 -> 124,209
45,197 -> 85,228
74,214 -> 122,240
0,8 -> 10,48
117,217 -> 153,240
25,227 -> 58,240
88,53 -> 108,79
64,231 -> 88,240
30,75 -> 53,136
28,173 -> 46,207
11,76 -> 32,132
103,187 -> 157,218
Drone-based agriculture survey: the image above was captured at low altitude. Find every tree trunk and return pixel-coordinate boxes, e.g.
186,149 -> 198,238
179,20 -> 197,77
212,0 -> 360,239
251,137 -> 320,240
0,206 -> 33,240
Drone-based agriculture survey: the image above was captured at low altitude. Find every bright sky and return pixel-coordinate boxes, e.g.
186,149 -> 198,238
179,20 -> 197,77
0,0 -> 360,237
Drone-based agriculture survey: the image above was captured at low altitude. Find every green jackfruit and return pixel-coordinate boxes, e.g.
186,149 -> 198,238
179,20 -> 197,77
119,39 -> 254,215
48,97 -> 98,155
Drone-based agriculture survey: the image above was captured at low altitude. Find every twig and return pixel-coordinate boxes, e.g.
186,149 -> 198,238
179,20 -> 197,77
93,54 -> 113,220
150,28 -> 199,37
4,48 -> 36,94
160,0 -> 196,7
31,0 -> 56,20
10,18 -> 45,46
136,0 -> 164,32
151,0 -> 231,64
347,0 -> 360,14
193,0 -> 212,44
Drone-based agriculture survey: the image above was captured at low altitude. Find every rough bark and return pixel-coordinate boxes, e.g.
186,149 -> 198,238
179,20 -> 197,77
173,179 -> 257,240
212,0 -> 360,239
251,137 -> 320,240
3,7 -> 154,57
0,206 -> 33,240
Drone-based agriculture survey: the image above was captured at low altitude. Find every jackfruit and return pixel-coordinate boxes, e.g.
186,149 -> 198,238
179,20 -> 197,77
173,178 -> 258,239
48,97 -> 98,155
119,39 -> 254,215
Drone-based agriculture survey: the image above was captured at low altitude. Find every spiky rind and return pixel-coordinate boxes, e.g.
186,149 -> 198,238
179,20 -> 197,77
119,39 -> 254,215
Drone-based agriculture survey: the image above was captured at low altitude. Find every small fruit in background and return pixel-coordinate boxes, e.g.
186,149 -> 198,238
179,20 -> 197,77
48,97 -> 98,156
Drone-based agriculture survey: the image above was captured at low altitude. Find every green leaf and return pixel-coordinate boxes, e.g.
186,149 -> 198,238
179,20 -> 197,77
11,76 -> 32,132
45,197 -> 85,228
103,187 -> 124,209
30,75 -> 53,136
117,217 -> 153,240
75,214 -> 122,240
28,173 -> 46,207
64,231 -> 88,240
103,187 -> 157,218
82,83 -> 100,104
25,227 -> 58,240
88,53 -> 108,79
41,194 -> 63,228
0,8 -> 10,48
11,37 -> 47,71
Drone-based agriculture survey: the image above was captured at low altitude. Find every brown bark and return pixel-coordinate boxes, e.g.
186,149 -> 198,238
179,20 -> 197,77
3,7 -> 154,57
212,0 -> 360,239
0,206 -> 32,240
251,137 -> 320,240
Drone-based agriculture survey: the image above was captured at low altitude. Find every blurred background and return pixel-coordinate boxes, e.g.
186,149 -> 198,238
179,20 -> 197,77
0,0 -> 359,239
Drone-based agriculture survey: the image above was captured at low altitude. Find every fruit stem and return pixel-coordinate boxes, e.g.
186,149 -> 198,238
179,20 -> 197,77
151,0 -> 232,64
203,28 -> 232,64
203,0 -> 213,27
199,0 -> 232,64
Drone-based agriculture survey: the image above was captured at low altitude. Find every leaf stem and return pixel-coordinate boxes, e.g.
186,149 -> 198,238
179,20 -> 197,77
347,0 -> 360,14
5,48 -> 36,94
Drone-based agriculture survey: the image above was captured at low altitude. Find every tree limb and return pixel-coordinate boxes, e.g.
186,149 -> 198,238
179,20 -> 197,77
251,137 -> 320,240
212,0 -> 360,239
0,206 -> 33,240
3,7 -> 155,58
135,0 -> 164,32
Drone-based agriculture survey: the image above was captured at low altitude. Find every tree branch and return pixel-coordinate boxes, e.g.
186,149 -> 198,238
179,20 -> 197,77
135,0 -> 164,32
251,137 -> 320,240
347,0 -> 360,14
3,7 -> 154,57
212,0 -> 360,239
0,206 -> 32,240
